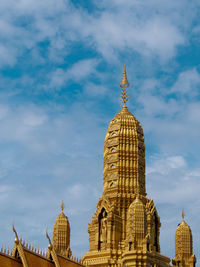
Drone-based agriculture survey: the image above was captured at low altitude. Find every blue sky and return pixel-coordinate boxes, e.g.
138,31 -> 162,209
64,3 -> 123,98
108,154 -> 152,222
0,0 -> 200,263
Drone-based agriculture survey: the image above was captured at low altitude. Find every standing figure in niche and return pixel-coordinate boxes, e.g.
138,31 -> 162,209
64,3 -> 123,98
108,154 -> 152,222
100,211 -> 107,249
152,214 -> 158,251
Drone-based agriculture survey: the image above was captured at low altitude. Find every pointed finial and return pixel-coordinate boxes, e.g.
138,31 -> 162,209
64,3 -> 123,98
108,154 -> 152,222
120,65 -> 129,88
12,222 -> 19,244
182,209 -> 185,220
120,65 -> 130,105
61,200 -> 65,212
46,228 -> 52,250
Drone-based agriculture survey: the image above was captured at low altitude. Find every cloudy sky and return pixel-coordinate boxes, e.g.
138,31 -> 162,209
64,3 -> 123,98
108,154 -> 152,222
0,0 -> 200,263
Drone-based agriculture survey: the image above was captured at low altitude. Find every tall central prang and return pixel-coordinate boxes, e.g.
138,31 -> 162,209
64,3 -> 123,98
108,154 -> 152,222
83,66 -> 171,267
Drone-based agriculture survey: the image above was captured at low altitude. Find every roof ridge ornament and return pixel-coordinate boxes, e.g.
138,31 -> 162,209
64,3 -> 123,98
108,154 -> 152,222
46,229 -> 61,267
12,222 -> 19,243
46,228 -> 52,249
120,64 -> 130,105
12,223 -> 29,267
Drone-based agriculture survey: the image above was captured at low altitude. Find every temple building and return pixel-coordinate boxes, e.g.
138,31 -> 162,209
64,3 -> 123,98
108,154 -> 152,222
0,66 -> 197,267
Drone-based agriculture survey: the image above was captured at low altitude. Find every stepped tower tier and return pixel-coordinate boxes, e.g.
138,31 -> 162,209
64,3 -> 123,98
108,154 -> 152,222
103,104 -> 146,197
52,201 -> 72,258
172,211 -> 196,267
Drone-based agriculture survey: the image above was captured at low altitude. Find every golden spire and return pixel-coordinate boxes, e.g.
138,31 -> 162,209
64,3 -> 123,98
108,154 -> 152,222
53,201 -> 71,257
61,200 -> 64,212
120,64 -> 130,105
182,209 -> 185,220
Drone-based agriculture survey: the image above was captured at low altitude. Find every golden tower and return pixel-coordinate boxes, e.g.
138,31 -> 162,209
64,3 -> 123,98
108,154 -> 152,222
172,211 -> 196,267
83,66 -> 171,267
52,201 -> 72,257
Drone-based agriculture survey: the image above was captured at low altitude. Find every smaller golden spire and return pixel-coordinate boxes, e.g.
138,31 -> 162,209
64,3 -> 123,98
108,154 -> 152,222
182,209 -> 185,220
61,200 -> 65,212
120,65 -> 130,105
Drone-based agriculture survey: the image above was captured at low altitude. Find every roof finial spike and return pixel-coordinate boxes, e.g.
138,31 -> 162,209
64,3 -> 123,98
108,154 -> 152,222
61,200 -> 65,212
182,209 -> 185,220
12,222 -> 19,244
46,228 -> 52,250
120,65 -> 130,105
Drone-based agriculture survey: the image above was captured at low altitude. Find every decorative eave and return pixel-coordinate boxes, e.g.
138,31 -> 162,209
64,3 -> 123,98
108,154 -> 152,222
12,223 -> 29,267
46,229 -> 61,267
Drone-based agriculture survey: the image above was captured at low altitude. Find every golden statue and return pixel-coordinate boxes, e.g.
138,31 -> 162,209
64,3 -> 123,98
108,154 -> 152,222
99,210 -> 107,249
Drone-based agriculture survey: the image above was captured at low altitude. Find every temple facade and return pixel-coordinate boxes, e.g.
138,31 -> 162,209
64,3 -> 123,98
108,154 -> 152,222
0,66 -> 197,267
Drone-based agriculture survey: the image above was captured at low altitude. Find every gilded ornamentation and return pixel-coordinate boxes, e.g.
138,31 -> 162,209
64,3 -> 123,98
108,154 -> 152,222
46,229 -> 61,267
172,212 -> 196,266
107,155 -> 117,163
126,197 -> 147,250
99,210 -> 108,250
12,223 -> 29,267
83,66 -> 171,267
120,65 -> 129,105
52,201 -> 72,258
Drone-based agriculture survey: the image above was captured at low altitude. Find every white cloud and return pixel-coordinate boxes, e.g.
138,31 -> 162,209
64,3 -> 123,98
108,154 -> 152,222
0,0 -> 197,68
49,59 -> 99,89
84,82 -> 108,97
22,112 -> 47,127
81,13 -> 184,61
0,105 -> 9,120
147,156 -> 186,175
171,68 -> 200,96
